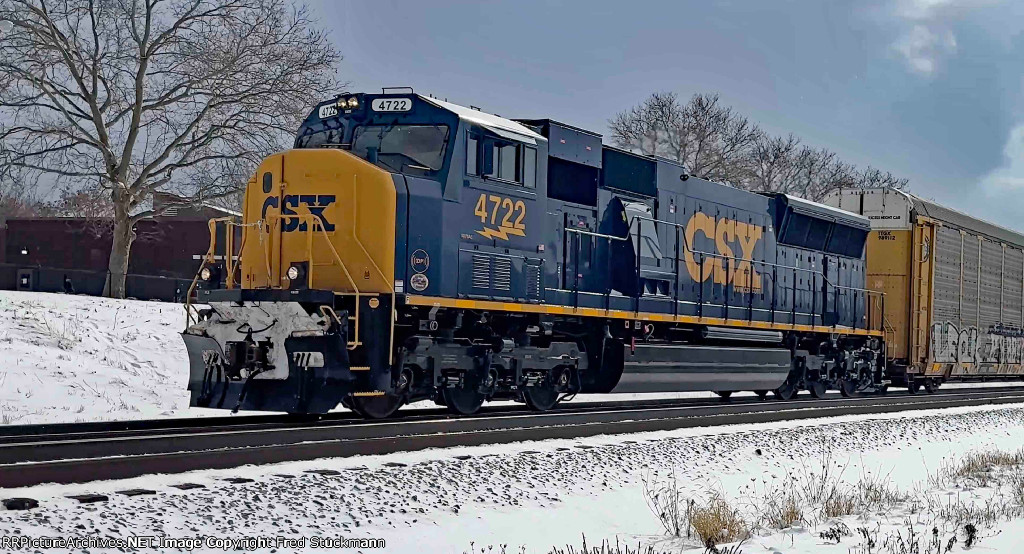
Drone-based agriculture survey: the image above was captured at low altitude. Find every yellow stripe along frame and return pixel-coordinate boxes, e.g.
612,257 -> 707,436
404,295 -> 884,337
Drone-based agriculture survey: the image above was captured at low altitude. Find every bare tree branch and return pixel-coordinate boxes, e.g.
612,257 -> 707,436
0,0 -> 341,296
610,91 -> 910,201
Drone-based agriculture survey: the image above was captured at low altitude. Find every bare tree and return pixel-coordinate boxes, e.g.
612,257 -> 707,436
853,166 -> 910,191
38,185 -> 112,218
0,163 -> 43,217
609,92 -> 760,187
0,0 -> 341,297
748,132 -> 801,193
611,91 -> 911,202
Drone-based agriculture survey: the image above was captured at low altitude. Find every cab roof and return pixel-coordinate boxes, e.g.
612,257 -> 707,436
419,96 -> 545,145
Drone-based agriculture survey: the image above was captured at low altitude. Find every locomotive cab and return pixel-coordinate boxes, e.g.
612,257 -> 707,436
181,91 -> 554,416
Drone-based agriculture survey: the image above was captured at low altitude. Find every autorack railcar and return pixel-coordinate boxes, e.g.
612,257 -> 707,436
181,90 -> 887,418
825,188 -> 1024,392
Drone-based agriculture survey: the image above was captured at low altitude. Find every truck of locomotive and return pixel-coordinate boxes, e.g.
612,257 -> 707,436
183,92 -> 887,418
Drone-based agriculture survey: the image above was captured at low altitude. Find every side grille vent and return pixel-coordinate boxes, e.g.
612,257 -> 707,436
472,254 -> 490,289
526,264 -> 542,298
493,257 -> 512,291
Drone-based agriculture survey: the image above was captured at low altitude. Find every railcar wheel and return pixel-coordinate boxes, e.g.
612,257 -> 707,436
773,380 -> 798,401
907,379 -> 921,395
347,394 -> 405,419
442,387 -> 487,415
839,379 -> 859,397
523,386 -> 560,411
715,391 -> 734,400
924,379 -> 939,394
808,380 -> 827,399
755,390 -> 769,400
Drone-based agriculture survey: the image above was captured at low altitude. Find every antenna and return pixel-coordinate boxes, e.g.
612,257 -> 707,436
381,86 -> 414,94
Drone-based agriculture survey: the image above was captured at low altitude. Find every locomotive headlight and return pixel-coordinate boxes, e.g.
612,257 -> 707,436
346,96 -> 359,109
285,262 -> 308,289
200,267 -> 212,281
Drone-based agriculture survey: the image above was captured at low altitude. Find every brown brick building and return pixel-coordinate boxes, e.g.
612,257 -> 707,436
0,194 -> 239,301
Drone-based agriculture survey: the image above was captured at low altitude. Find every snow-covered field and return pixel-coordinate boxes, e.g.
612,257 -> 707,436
2,404 -> 1024,553
0,291 -> 204,424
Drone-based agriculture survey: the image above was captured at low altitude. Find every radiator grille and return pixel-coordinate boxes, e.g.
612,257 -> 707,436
493,257 -> 512,291
472,254 -> 490,289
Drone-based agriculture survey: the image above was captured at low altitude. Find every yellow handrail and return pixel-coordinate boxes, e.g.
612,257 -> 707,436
262,212 -> 364,349
184,217 -> 239,326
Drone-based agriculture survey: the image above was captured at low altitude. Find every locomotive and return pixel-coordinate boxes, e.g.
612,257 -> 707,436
181,90 -> 887,418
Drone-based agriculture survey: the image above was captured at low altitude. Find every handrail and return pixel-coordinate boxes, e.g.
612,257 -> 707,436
263,212 -> 364,350
184,217 -> 240,327
564,212 -> 886,333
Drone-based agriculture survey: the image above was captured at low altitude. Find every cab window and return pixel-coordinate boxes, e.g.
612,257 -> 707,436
351,124 -> 449,177
467,132 -> 536,188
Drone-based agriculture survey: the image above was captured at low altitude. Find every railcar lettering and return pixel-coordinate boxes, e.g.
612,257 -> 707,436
473,193 -> 526,240
877,230 -> 896,241
261,194 -> 336,232
682,213 -> 763,292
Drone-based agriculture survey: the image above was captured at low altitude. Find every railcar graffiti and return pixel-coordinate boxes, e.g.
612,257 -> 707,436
930,321 -> 1024,365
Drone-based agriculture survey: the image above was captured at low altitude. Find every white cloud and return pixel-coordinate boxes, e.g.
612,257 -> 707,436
893,24 -> 957,75
980,124 -> 1024,192
889,0 -> 993,76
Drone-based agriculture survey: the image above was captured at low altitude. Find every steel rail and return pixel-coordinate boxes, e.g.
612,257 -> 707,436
0,389 -> 1022,488
2,385 -> 1021,444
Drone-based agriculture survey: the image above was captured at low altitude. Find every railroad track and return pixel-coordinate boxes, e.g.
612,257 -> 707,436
1,387 -> 1023,488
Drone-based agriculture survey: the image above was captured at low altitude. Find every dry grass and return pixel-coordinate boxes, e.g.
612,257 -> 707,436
642,475 -> 750,549
461,537 -> 668,554
931,449 -> 1024,488
637,445 -> 1024,553
40,311 -> 84,351
641,471 -> 686,537
1010,466 -> 1024,506
689,496 -> 750,547
758,488 -> 803,530
821,488 -> 859,518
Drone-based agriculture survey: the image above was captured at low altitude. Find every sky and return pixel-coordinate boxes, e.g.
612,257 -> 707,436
310,0 -> 1024,229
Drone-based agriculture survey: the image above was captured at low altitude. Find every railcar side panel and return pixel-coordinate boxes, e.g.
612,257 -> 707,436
825,187 -> 1024,382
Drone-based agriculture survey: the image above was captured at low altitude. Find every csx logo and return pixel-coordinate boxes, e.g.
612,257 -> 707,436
262,195 -> 336,232
683,213 -> 763,292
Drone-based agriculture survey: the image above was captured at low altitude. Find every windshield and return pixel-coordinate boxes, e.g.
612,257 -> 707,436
351,124 -> 449,177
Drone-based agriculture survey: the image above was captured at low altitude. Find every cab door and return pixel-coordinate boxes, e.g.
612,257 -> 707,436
458,133 -> 543,301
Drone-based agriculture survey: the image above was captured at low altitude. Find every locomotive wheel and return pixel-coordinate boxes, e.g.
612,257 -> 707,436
839,378 -> 859,397
773,380 -> 798,401
715,391 -> 734,400
442,387 -> 487,415
523,385 -> 561,411
924,379 -> 939,394
755,390 -> 769,400
808,380 -> 827,399
347,394 -> 405,419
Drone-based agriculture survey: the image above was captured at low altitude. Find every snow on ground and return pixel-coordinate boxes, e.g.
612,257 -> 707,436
3,404 -> 1024,553
0,290 -> 1020,427
0,291 -> 209,424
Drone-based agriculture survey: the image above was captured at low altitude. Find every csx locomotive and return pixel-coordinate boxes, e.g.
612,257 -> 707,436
181,89 -> 888,418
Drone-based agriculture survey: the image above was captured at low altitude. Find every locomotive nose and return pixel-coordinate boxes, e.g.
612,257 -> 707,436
239,148 -> 397,293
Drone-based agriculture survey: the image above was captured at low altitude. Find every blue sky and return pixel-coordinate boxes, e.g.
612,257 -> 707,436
311,0 -> 1024,228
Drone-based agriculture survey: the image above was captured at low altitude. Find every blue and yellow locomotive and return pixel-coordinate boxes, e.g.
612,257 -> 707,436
182,90 -> 887,418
